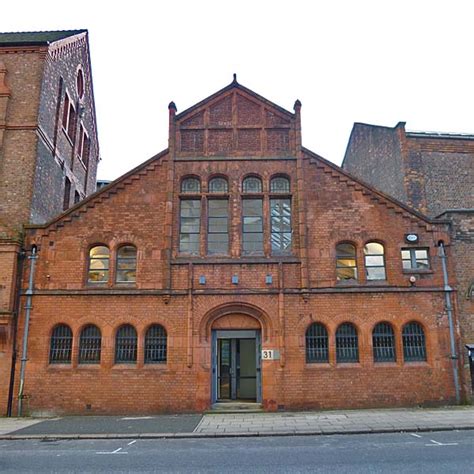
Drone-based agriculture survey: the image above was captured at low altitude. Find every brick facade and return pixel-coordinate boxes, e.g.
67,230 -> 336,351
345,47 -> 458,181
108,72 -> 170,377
0,31 -> 99,415
343,122 -> 474,398
10,82 -> 463,415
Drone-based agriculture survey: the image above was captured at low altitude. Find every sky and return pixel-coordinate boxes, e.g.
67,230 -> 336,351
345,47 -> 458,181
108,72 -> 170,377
2,1 -> 474,181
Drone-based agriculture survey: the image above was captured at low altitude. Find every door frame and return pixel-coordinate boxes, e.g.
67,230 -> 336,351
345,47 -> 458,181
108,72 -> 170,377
211,329 -> 261,404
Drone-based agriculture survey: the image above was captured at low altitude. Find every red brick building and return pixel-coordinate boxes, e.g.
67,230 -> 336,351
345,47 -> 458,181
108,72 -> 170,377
0,30 -> 100,416
12,79 -> 464,415
343,122 -> 474,399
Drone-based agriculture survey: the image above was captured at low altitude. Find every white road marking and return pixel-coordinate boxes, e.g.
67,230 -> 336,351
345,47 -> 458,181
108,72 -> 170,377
112,447 -> 123,453
127,440 -> 137,446
121,416 -> 154,420
425,439 -> 458,447
96,451 -> 128,455
409,433 -> 422,438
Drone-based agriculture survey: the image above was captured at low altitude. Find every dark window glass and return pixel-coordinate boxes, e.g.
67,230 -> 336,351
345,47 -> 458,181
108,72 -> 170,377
270,176 -> 290,193
63,177 -> 71,211
401,248 -> 430,270
242,199 -> 263,254
208,199 -> 228,254
364,242 -> 386,280
403,322 -> 427,362
88,246 -> 109,283
115,325 -> 137,363
336,243 -> 357,281
209,177 -> 228,193
116,245 -> 137,283
306,323 -> 329,363
79,325 -> 101,364
145,325 -> 167,364
49,324 -> 73,364
336,323 -> 359,362
270,198 -> 291,254
372,322 -> 396,362
181,178 -> 200,193
74,191 -> 80,204
242,176 -> 262,193
179,200 -> 201,254
77,69 -> 84,98
67,102 -> 76,140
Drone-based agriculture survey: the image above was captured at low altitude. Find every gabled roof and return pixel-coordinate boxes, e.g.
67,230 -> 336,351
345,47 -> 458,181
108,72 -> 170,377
175,75 -> 295,121
0,30 -> 86,46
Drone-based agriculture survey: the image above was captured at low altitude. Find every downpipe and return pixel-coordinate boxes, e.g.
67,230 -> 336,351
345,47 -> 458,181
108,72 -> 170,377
17,245 -> 37,416
438,242 -> 461,404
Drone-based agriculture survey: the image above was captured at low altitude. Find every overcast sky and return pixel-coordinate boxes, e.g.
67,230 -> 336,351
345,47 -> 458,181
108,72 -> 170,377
2,1 -> 473,181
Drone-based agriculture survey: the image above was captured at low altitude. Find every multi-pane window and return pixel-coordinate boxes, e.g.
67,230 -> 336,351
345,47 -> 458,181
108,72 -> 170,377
364,242 -> 386,280
88,246 -> 110,283
49,324 -> 73,364
242,199 -> 263,254
402,322 -> 427,362
306,323 -> 329,363
336,243 -> 358,281
79,325 -> 101,364
209,177 -> 228,193
179,200 -> 201,254
270,198 -> 291,254
270,176 -> 290,193
115,325 -> 137,363
336,323 -> 359,362
372,322 -> 396,362
242,176 -> 262,193
401,248 -> 430,270
145,325 -> 167,364
116,245 -> 137,283
181,177 -> 200,193
208,200 -> 229,254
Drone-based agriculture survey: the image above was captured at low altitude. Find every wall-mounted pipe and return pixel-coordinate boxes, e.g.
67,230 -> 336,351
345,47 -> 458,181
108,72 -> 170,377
438,242 -> 461,404
17,246 -> 37,416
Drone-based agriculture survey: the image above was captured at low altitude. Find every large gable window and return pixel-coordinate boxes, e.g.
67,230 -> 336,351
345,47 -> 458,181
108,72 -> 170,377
179,200 -> 201,255
208,199 -> 229,255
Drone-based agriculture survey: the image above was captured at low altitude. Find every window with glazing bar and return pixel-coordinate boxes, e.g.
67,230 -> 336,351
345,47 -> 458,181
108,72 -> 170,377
88,246 -> 110,283
270,198 -> 291,254
115,325 -> 137,363
179,200 -> 201,255
372,322 -> 396,362
208,199 -> 229,255
364,242 -> 386,280
116,245 -> 137,283
242,199 -> 263,255
401,248 -> 430,270
402,322 -> 427,361
336,323 -> 359,362
306,323 -> 329,363
79,325 -> 101,364
145,325 -> 167,363
49,324 -> 73,364
336,243 -> 357,281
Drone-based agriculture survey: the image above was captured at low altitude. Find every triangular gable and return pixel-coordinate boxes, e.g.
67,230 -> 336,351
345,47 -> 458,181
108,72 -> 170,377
173,78 -> 298,157
302,147 -> 446,230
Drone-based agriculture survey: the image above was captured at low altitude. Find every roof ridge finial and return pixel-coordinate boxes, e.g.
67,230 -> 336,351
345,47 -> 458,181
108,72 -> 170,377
232,73 -> 238,84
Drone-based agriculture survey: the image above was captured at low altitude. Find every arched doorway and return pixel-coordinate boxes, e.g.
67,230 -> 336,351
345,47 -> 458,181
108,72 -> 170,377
204,304 -> 270,404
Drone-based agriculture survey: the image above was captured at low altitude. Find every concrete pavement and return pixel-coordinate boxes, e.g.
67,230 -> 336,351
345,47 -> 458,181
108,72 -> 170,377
1,406 -> 473,440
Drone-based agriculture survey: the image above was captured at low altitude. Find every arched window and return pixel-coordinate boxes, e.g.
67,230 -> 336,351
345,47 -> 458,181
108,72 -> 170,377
209,177 -> 228,193
402,322 -> 427,362
270,176 -> 290,193
79,325 -> 101,364
88,245 -> 109,283
145,325 -> 167,364
49,324 -> 73,364
336,323 -> 359,362
116,245 -> 137,283
242,176 -> 262,193
336,243 -> 357,281
115,325 -> 137,363
306,323 -> 329,363
364,242 -> 386,280
181,177 -> 200,194
372,322 -> 395,362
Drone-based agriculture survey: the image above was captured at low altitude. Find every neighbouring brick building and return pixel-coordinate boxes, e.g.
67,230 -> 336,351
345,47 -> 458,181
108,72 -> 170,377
10,79 -> 466,416
0,30 -> 99,415
343,122 -> 474,398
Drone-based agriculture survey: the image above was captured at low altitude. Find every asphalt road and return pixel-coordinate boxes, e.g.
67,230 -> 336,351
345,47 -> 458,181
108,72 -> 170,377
0,430 -> 473,473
